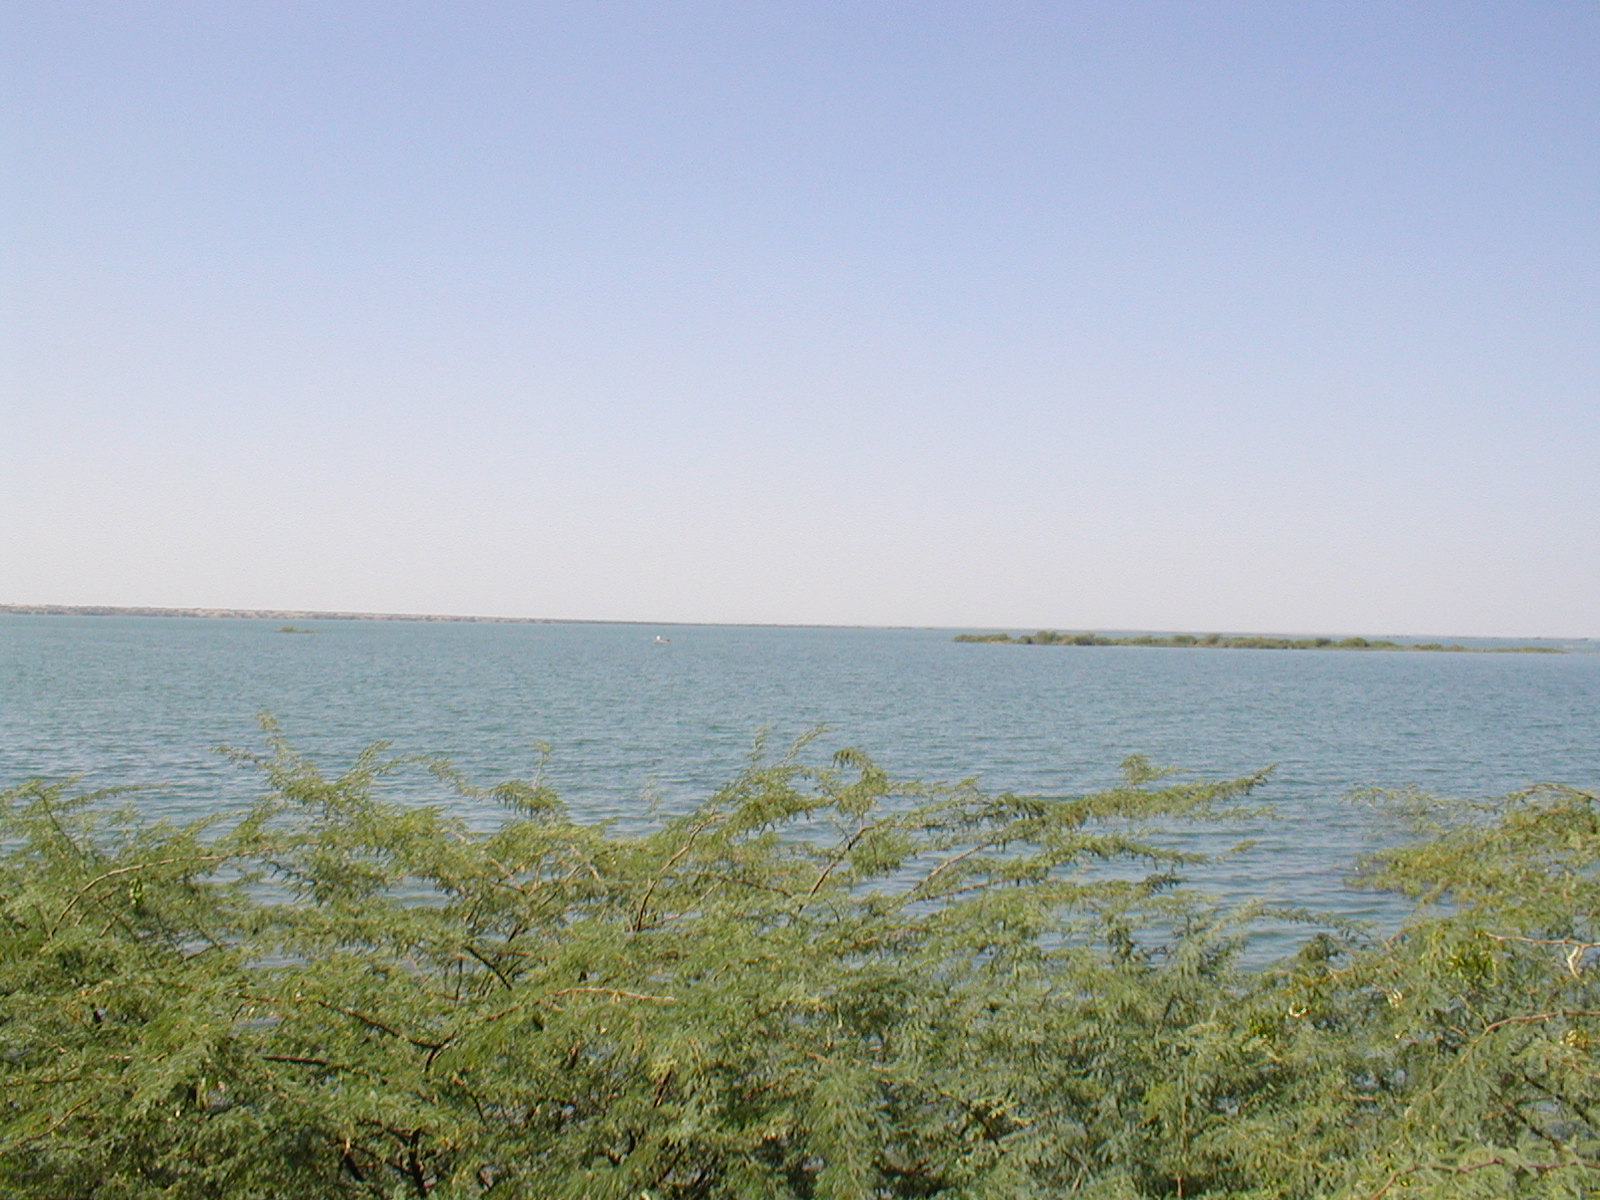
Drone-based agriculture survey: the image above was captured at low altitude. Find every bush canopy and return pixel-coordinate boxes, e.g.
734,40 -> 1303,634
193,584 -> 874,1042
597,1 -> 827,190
2,723 -> 1597,1198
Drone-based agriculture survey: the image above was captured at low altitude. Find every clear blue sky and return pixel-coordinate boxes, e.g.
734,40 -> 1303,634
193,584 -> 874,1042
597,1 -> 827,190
4,2 -> 1596,635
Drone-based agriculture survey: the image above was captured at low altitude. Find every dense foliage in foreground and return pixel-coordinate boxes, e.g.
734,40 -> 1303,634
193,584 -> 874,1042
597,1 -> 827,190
2,728 -> 1597,1199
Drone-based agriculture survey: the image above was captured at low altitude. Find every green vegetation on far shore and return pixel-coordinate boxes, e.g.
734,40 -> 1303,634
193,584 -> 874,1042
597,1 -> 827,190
955,629 -> 1564,652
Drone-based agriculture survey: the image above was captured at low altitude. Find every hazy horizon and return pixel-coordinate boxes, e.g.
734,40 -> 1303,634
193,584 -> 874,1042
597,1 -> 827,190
3,602 -> 1590,644
6,4 -> 1597,638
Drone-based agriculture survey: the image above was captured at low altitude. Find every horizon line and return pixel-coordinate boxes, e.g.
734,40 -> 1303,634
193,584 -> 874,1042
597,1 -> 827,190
1,603 -> 1590,643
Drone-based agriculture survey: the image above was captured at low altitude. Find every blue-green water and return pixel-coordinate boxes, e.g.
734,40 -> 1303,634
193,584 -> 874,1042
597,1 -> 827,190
4,615 -> 1597,929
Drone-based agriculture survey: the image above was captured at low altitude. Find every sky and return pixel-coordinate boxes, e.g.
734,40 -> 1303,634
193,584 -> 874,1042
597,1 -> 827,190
3,2 -> 1597,636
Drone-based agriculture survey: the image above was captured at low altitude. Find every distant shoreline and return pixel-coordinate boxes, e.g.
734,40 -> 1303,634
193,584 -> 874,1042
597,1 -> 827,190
0,603 -> 557,624
0,604 -> 876,631
0,606 -> 1587,647
954,630 -> 1565,653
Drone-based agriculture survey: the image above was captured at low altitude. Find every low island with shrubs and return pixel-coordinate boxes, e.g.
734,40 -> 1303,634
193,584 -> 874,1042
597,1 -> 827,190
955,629 -> 1563,652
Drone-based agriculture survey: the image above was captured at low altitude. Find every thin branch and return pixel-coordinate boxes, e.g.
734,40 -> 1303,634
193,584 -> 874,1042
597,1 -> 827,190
542,986 -> 677,1006
632,817 -> 716,932
1479,1010 -> 1600,1037
4,1094 -> 95,1148
313,999 -> 448,1052
48,854 -> 229,935
1368,1154 -> 1596,1200
804,818 -> 879,899
461,942 -> 514,991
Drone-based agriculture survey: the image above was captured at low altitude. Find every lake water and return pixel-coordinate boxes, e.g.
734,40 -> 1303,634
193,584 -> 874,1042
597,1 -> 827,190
4,614 -> 1597,936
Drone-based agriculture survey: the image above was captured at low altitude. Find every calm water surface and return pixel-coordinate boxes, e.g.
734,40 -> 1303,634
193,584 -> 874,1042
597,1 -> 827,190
4,615 -> 1597,933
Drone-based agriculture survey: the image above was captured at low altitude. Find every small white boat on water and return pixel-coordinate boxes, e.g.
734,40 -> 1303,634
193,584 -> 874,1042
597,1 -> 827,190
653,635 -> 671,645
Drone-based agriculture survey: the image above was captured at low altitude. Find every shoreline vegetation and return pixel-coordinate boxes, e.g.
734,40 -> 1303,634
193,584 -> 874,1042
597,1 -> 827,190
955,629 -> 1564,652
2,729 -> 1598,1197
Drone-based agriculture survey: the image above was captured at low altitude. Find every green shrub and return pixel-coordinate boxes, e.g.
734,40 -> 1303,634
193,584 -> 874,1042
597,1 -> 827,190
2,727 -> 1596,1198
